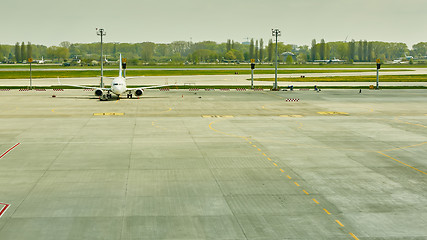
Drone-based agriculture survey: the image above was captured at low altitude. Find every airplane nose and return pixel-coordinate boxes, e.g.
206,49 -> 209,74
112,86 -> 121,94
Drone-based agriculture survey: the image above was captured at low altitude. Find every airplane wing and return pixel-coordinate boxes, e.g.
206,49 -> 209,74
127,84 -> 176,90
61,84 -> 110,90
124,76 -> 146,79
56,77 -> 110,90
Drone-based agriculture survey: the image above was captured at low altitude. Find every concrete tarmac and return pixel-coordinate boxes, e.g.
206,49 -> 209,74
0,89 -> 426,239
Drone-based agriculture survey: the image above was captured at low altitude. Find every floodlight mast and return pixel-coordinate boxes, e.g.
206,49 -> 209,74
272,29 -> 281,90
97,28 -> 106,88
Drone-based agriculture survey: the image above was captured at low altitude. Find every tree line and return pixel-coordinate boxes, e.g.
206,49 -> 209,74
1,39 -> 426,65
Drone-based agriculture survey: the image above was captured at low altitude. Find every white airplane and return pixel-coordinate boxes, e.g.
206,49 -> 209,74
35,56 -> 51,64
314,58 -> 345,64
59,54 -> 173,101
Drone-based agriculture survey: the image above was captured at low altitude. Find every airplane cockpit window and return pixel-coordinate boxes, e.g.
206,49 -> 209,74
113,83 -> 119,85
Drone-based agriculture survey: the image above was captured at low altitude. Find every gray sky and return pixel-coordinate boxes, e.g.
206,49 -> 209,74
2,0 -> 426,48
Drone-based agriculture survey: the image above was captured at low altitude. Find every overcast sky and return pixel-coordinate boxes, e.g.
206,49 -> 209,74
2,0 -> 426,48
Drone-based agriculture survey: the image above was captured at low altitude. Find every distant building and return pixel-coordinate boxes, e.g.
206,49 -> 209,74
281,52 -> 296,62
242,41 -> 250,45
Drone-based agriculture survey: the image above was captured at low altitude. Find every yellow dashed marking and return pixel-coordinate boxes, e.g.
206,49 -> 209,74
335,220 -> 344,227
93,112 -> 124,116
317,111 -> 348,115
280,114 -> 303,118
202,115 -> 234,118
382,142 -> 427,152
51,109 -> 55,112
349,232 -> 359,240
208,118 -> 360,239
378,151 -> 427,175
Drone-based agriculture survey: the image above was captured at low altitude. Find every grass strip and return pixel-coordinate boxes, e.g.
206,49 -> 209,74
253,75 -> 427,82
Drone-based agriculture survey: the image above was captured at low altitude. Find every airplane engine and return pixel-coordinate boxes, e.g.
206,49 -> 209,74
94,89 -> 103,96
134,89 -> 144,96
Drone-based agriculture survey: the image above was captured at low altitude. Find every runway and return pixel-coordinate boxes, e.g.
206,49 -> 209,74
0,89 -> 426,239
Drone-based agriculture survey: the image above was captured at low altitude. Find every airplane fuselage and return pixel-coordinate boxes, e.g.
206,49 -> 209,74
111,77 -> 127,96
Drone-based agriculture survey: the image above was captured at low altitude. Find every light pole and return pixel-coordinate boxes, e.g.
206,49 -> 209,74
272,29 -> 281,90
97,28 -> 106,88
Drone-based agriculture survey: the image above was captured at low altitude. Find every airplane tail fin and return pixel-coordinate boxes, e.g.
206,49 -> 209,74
119,54 -> 122,77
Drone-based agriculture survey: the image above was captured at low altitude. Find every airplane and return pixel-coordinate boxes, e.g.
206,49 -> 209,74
34,56 -> 52,64
314,58 -> 345,64
392,54 -> 413,64
392,59 -> 406,64
59,54 -> 173,101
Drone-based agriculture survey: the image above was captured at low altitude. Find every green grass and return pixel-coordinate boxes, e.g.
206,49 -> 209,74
1,63 -> 427,69
253,75 -> 427,82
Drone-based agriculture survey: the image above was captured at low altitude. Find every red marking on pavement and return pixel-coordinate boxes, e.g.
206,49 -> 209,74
0,203 -> 10,218
0,143 -> 21,159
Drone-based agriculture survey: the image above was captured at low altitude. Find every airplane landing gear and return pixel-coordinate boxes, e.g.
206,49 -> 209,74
100,93 -> 113,101
127,93 -> 133,99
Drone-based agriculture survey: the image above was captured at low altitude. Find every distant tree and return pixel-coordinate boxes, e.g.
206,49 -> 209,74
267,39 -> 273,62
348,39 -> 356,62
224,51 -> 236,61
363,40 -> 368,62
358,40 -> 363,62
229,49 -> 244,61
249,38 -> 254,60
412,42 -> 427,57
319,39 -> 326,60
327,41 -> 348,60
255,40 -> 259,61
47,46 -> 69,61
231,40 -> 235,50
14,42 -> 20,62
285,55 -> 293,64
27,42 -> 32,59
311,39 -> 317,61
367,42 -> 373,62
141,42 -> 156,62
21,42 -> 26,62
259,39 -> 264,62
226,39 -> 231,52
296,53 -> 307,64
191,49 -> 218,62
59,41 -> 71,49
325,43 -> 331,60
